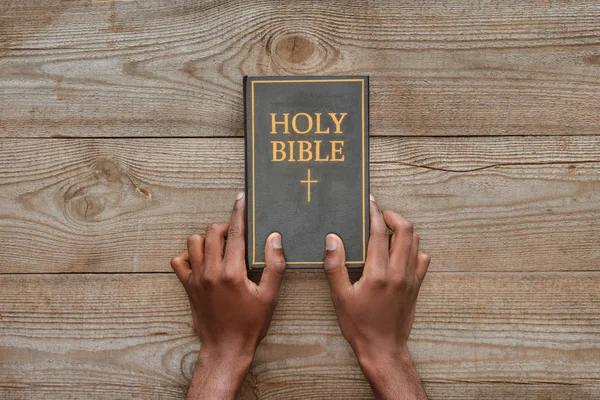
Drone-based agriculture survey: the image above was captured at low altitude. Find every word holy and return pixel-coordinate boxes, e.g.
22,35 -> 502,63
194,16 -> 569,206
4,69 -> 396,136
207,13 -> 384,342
269,112 -> 347,162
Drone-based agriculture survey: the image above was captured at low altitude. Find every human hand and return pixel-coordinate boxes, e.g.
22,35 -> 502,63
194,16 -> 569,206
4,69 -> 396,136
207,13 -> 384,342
170,192 -> 286,399
323,196 -> 430,399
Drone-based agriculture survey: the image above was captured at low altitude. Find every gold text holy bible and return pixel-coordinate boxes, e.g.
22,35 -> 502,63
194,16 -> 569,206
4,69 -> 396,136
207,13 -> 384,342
244,76 -> 370,269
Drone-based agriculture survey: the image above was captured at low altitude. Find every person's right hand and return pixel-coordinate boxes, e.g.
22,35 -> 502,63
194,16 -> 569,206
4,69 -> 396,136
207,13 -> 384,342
322,196 -> 430,400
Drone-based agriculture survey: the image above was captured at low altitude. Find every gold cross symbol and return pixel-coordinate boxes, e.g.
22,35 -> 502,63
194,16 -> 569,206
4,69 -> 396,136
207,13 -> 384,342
300,168 -> 318,203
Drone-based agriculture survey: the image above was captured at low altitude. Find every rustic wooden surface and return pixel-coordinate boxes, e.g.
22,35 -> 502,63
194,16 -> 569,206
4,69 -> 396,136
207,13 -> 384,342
2,0 -> 600,138
1,0 -> 599,399
1,272 -> 599,399
1,137 -> 598,274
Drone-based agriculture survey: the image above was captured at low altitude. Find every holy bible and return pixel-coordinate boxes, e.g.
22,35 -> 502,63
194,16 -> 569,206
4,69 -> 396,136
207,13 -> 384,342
244,76 -> 369,269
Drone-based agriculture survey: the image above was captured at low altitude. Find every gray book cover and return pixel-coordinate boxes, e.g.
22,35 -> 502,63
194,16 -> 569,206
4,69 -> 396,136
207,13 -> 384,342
244,76 -> 370,269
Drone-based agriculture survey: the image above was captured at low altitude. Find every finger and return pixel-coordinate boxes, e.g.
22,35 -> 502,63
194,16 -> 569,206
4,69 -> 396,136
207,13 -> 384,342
204,223 -> 229,274
415,252 -> 431,285
170,251 -> 191,284
382,209 -> 414,268
223,192 -> 246,271
323,234 -> 351,302
365,196 -> 390,278
259,232 -> 286,302
408,233 -> 419,273
187,234 -> 205,275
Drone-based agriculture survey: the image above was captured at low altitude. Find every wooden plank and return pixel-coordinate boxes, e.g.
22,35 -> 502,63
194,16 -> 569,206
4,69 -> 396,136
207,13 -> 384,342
2,0 -> 600,137
1,137 -> 598,274
0,272 -> 598,399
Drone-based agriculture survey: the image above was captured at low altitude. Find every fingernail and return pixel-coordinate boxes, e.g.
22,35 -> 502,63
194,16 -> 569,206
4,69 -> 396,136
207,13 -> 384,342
370,194 -> 375,202
236,191 -> 244,201
271,233 -> 282,249
326,234 -> 338,251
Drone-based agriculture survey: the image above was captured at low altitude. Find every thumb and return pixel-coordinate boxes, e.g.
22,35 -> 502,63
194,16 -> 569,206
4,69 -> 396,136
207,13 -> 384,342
259,232 -> 286,302
323,234 -> 351,301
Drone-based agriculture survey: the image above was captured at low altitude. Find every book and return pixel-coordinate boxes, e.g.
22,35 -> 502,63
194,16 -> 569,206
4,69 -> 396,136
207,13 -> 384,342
244,75 -> 370,269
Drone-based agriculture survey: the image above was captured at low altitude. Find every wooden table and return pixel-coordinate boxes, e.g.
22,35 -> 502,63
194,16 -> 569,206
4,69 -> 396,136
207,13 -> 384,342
1,1 -> 599,398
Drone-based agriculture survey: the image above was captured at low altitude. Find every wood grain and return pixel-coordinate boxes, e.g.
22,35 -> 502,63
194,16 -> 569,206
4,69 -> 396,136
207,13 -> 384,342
2,0 -> 600,137
2,1 -> 599,398
1,136 -> 598,274
0,272 -> 598,399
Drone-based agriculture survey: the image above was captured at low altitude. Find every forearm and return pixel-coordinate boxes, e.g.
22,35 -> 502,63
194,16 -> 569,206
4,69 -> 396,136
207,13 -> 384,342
358,346 -> 427,400
187,349 -> 253,400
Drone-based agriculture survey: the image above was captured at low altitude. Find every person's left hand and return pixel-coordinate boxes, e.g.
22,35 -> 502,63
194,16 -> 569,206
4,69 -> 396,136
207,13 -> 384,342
170,192 -> 286,399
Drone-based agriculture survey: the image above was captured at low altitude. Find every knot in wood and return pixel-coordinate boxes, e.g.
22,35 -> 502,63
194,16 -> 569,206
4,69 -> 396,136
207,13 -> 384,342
62,158 -> 148,223
268,31 -> 337,74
